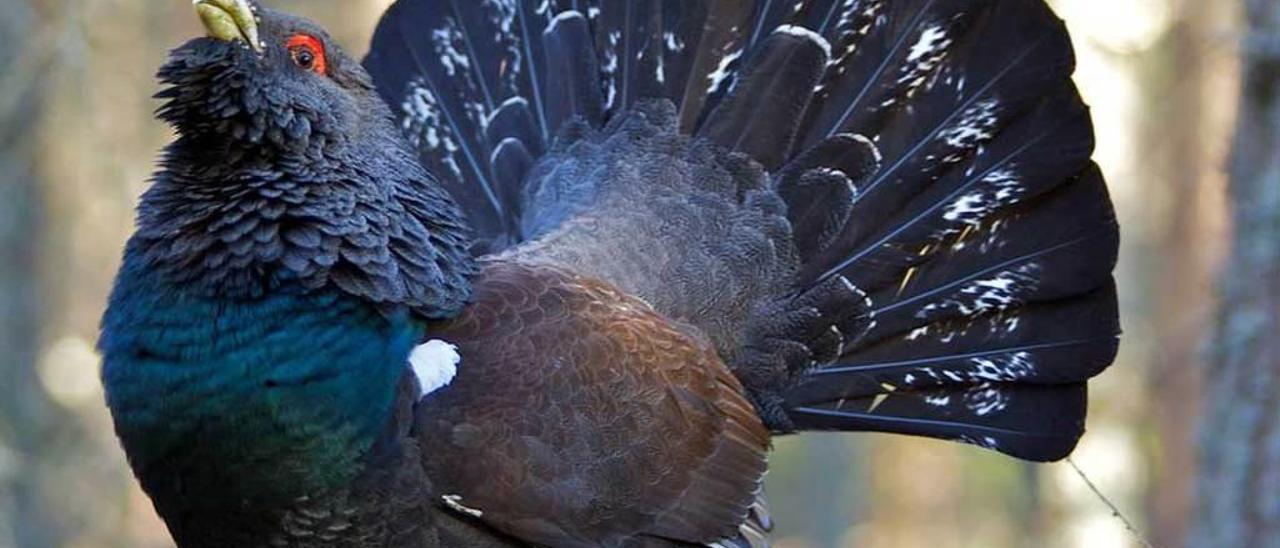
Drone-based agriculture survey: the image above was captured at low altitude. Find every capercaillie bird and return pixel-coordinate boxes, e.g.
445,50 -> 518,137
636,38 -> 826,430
99,0 -> 1121,546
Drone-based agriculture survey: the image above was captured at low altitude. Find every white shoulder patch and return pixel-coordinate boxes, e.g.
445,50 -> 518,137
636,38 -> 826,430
410,339 -> 460,397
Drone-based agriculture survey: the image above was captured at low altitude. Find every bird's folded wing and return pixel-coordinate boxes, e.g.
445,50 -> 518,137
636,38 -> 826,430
414,259 -> 770,548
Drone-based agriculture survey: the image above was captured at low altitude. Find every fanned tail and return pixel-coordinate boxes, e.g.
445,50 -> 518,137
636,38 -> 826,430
720,0 -> 1120,461
364,0 -> 1120,463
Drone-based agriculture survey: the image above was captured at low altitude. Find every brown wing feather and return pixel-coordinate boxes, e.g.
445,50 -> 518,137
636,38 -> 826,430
416,259 -> 769,547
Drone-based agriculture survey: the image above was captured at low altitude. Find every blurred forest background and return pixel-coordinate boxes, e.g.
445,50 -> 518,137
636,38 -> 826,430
0,0 -> 1274,547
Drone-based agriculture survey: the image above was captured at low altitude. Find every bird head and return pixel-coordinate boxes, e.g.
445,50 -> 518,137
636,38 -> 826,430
157,0 -> 378,155
130,0 -> 474,314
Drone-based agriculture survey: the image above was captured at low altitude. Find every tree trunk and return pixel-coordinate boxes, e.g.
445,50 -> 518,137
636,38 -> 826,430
0,1 -> 63,546
1192,1 -> 1280,546
1143,10 -> 1210,548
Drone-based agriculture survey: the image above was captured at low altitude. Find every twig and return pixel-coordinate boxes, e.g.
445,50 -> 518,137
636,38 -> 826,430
1065,457 -> 1158,548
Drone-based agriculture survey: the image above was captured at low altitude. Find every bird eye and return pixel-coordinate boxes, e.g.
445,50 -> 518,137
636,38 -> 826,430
292,48 -> 314,69
286,34 -> 327,75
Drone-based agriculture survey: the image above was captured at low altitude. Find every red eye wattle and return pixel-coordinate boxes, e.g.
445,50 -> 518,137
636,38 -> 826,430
287,34 -> 327,75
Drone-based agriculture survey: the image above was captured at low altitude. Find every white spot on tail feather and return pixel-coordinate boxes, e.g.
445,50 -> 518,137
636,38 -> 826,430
664,31 -> 682,51
925,394 -> 951,407
706,48 -> 744,95
402,80 -> 464,182
484,0 -> 518,33
411,340 -> 460,397
918,263 -> 1041,319
942,167 -> 1024,226
774,25 -> 833,58
601,29 -> 622,109
878,23 -> 954,108
958,435 -> 1001,450
546,10 -> 581,33
907,25 -> 949,64
965,383 -> 1010,417
938,99 -> 1000,150
969,351 -> 1036,381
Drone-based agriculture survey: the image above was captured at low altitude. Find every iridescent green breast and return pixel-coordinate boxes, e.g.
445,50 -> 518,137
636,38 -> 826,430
100,264 -> 422,508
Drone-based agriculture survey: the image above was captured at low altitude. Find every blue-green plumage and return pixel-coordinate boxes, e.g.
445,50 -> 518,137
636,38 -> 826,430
101,261 -> 421,503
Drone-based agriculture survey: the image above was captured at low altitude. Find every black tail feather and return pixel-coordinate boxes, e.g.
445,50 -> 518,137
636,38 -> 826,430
543,11 -> 605,134
699,26 -> 832,170
789,383 -> 1089,462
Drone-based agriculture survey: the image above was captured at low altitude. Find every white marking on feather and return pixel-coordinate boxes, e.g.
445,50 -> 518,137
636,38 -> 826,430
664,31 -> 684,52
918,264 -> 1041,320
907,25 -> 949,63
958,435 -> 1001,449
1003,316 -> 1021,333
432,24 -> 471,76
442,494 -> 483,518
943,167 -> 1024,226
944,193 -> 985,224
839,275 -> 858,295
410,340 -> 460,397
484,97 -> 530,129
485,0 -> 518,33
489,137 -> 523,165
830,325 -> 845,357
546,10 -> 580,33
774,25 -> 833,58
877,23 -> 954,108
482,0 -> 522,95
925,394 -> 951,407
826,0 -> 885,74
965,383 -> 1009,417
969,351 -> 1036,381
812,167 -> 859,202
906,325 -> 930,341
839,276 -> 874,309
706,48 -> 744,95
402,80 -> 464,181
601,29 -> 622,109
848,133 -> 883,164
938,99 -> 1000,150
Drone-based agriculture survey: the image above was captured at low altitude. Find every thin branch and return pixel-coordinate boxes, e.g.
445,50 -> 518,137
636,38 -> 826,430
1065,457 -> 1158,548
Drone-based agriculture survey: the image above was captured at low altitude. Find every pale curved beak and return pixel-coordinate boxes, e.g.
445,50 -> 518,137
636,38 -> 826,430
194,0 -> 262,52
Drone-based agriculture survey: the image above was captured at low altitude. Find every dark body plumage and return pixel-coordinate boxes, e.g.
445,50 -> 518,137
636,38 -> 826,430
100,0 -> 1120,546
424,260 -> 769,546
